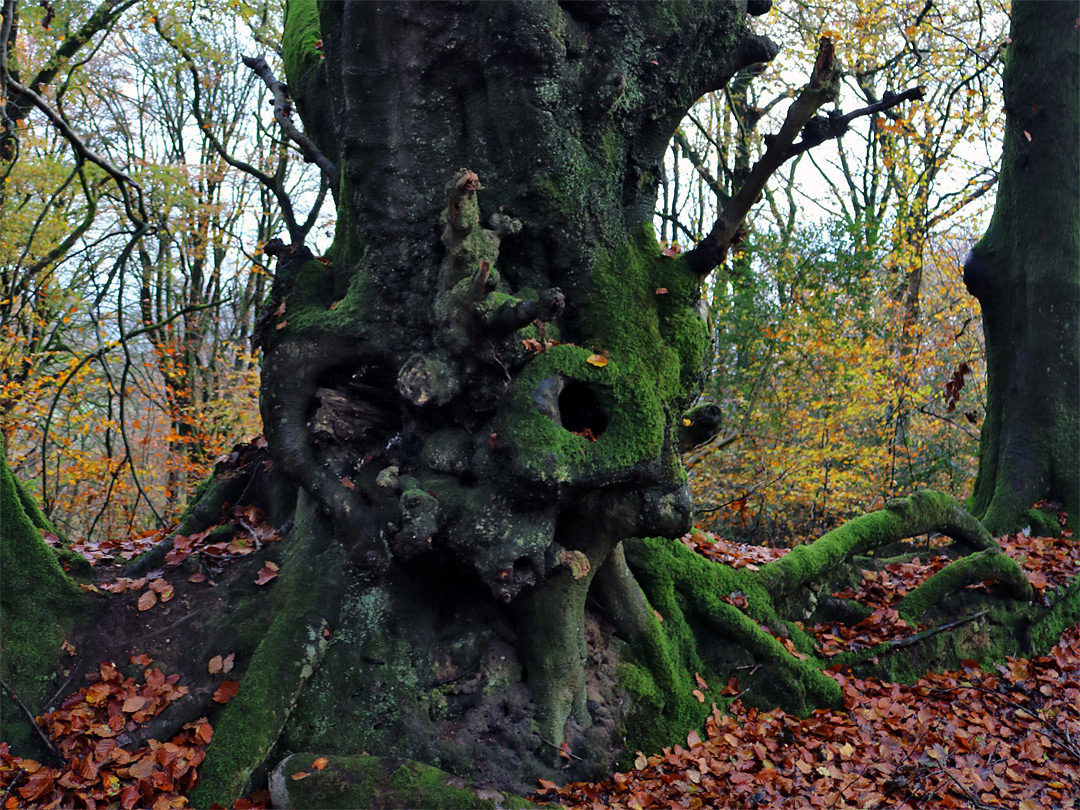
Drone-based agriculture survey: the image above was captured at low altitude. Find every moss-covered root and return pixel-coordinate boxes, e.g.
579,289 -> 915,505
188,492 -> 342,807
1027,574 -> 1080,655
269,753 -> 536,809
628,537 -> 841,716
0,440 -> 90,710
757,490 -> 995,598
511,565 -> 595,760
897,548 -> 1035,624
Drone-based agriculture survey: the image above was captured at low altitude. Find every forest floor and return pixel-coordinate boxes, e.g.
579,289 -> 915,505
1,524 -> 1077,810
534,529 -> 1080,810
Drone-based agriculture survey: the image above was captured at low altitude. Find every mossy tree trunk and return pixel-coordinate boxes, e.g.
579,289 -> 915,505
963,3 -> 1080,534
226,0 -> 776,791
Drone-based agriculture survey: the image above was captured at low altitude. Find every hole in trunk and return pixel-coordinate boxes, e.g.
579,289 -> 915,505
558,382 -> 607,436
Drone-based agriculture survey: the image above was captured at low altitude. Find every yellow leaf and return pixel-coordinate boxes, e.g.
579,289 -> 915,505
586,354 -> 607,367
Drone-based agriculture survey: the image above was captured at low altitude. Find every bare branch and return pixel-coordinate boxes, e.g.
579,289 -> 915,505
685,36 -> 840,276
684,36 -> 924,278
242,54 -> 336,183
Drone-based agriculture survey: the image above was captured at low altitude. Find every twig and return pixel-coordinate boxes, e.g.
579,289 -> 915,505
884,608 -> 990,650
0,680 -> 64,766
44,658 -> 84,711
539,736 -> 582,761
238,519 -> 262,550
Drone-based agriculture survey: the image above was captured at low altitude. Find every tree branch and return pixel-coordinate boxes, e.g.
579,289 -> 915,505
242,54 -> 336,184
685,36 -> 840,276
684,35 -> 924,277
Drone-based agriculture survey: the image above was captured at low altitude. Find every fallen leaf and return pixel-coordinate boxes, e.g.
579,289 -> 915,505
655,287 -> 669,294
208,655 -> 223,674
212,681 -> 239,704
339,476 -> 355,490
222,653 -> 235,673
291,772 -> 309,781
276,320 -> 287,330
312,757 -> 328,771
255,561 -> 279,586
137,590 -> 157,611
122,696 -> 148,713
585,353 -> 608,367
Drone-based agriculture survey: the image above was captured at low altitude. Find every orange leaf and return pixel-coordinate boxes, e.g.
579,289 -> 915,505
586,354 -> 608,367
274,300 -> 286,316
138,590 -> 157,611
328,300 -> 341,310
311,757 -> 328,771
276,320 -> 287,330
122,696 -> 148,713
537,779 -> 558,790
130,654 -> 153,666
291,772 -> 309,781
255,562 -> 279,586
339,477 -> 355,490
655,287 -> 669,294
212,681 -> 239,704
208,655 -> 223,674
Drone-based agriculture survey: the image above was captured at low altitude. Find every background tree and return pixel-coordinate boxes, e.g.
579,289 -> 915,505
963,1 -> 1079,533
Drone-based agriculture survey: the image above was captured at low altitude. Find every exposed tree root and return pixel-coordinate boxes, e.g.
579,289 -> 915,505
897,548 -> 1034,622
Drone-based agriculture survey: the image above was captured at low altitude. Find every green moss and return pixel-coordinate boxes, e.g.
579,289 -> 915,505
501,343 -> 664,486
189,493 -> 339,808
276,754 -> 536,809
756,491 -> 993,597
582,224 -> 707,408
897,549 -> 1033,623
0,440 -> 89,708
282,0 -> 323,97
1027,574 -> 1080,654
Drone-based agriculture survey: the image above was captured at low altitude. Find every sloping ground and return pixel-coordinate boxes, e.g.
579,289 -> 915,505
533,530 -> 1080,810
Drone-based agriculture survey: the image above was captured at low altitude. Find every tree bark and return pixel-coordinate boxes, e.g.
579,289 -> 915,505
963,3 -> 1080,534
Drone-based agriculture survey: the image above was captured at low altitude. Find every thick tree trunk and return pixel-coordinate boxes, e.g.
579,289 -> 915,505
963,3 -> 1080,534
